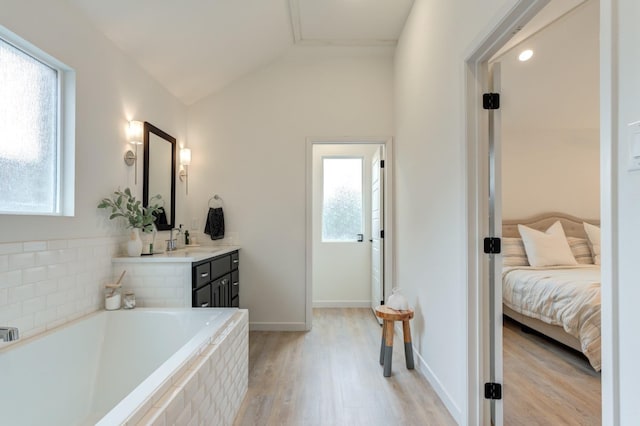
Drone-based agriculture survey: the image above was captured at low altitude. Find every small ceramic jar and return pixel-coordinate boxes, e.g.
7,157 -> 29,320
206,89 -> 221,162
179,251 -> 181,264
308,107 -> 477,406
105,288 -> 121,310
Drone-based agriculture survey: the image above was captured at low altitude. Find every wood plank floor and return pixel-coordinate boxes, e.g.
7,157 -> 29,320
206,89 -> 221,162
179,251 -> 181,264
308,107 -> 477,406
233,308 -> 455,426
503,317 -> 601,425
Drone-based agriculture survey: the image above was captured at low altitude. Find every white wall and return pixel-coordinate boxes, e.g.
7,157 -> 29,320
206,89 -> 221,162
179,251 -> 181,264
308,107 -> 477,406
393,0 -> 519,422
610,0 -> 640,422
312,144 -> 377,307
0,0 -> 187,335
0,0 -> 187,242
187,46 -> 394,329
499,0 -> 600,219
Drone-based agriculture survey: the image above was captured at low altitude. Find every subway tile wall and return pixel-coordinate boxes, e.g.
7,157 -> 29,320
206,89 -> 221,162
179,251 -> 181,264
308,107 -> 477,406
0,237 -> 123,339
112,263 -> 191,308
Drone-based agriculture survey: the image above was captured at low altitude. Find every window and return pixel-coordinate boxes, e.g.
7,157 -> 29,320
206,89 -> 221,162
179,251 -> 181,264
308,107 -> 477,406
0,28 -> 75,215
322,157 -> 363,242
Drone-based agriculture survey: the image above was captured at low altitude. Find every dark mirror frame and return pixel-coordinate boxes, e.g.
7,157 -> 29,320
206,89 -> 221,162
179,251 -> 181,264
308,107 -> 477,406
143,122 -> 176,231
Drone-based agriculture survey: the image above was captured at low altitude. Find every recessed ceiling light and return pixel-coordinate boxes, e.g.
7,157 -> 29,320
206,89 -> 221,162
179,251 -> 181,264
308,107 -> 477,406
518,49 -> 534,62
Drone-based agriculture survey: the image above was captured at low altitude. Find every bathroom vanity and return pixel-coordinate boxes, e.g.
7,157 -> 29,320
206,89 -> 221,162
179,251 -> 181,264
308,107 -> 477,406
112,246 -> 240,308
192,250 -> 239,308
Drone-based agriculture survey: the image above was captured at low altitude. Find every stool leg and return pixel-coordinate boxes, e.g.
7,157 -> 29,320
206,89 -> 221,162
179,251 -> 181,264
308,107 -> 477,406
383,320 -> 394,377
402,320 -> 415,370
379,322 -> 386,365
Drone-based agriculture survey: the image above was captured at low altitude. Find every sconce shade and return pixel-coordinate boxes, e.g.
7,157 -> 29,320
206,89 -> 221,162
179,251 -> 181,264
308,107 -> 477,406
128,120 -> 143,145
180,148 -> 192,166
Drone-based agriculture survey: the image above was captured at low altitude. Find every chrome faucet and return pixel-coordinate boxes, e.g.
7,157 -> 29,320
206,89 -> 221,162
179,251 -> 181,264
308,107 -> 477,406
0,327 -> 19,342
166,227 -> 182,251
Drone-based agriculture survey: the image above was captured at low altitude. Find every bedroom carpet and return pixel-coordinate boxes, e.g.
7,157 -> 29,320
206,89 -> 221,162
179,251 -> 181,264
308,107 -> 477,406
503,316 -> 601,425
233,308 -> 455,426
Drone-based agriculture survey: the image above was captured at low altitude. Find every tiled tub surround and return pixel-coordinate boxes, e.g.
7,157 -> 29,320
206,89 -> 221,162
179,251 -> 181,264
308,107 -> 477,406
132,309 -> 248,426
112,246 -> 240,308
0,236 -> 122,339
0,308 -> 248,426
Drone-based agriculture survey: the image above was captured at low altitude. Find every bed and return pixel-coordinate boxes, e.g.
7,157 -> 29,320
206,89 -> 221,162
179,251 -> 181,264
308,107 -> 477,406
502,213 -> 601,371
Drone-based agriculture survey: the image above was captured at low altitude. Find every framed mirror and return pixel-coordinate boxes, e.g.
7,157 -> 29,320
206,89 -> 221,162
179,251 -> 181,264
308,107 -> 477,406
143,122 -> 176,231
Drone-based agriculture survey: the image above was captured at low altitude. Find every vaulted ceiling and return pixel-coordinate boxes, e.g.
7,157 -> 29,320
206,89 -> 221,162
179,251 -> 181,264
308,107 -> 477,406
68,0 -> 415,105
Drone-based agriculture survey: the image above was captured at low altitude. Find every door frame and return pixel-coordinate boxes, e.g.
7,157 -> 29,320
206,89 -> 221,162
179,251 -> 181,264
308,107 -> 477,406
463,2 -> 548,419
305,137 -> 394,331
465,0 -> 617,425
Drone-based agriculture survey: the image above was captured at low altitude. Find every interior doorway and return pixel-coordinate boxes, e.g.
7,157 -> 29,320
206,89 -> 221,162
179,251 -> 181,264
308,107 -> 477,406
490,1 -> 601,424
465,0 -> 606,424
305,138 -> 394,330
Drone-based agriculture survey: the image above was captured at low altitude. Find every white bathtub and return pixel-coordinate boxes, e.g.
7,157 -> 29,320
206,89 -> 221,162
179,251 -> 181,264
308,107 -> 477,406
0,308 -> 248,425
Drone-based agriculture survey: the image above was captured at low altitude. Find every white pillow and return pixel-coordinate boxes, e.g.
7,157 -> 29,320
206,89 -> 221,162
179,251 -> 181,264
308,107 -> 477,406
583,222 -> 601,265
517,221 -> 578,267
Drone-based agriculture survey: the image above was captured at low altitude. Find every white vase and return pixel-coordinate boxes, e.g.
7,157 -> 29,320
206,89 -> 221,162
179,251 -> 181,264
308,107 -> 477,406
127,228 -> 143,257
387,287 -> 409,311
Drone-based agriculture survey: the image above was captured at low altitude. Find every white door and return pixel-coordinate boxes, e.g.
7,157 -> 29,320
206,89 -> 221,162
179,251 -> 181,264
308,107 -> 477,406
371,146 -> 384,316
312,145 -> 374,308
488,62 -> 504,425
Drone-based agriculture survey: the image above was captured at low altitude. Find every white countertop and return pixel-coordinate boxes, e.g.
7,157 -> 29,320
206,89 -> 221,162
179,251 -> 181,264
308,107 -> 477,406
112,246 -> 240,263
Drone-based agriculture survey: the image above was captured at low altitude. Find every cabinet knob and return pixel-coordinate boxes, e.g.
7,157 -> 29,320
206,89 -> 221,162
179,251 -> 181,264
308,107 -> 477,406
201,302 -> 209,307
221,279 -> 228,285
233,259 -> 239,264
200,272 -> 209,278
233,282 -> 239,286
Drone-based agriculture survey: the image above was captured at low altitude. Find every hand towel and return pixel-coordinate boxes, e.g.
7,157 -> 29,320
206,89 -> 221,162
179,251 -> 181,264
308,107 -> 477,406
155,207 -> 168,226
204,207 -> 225,240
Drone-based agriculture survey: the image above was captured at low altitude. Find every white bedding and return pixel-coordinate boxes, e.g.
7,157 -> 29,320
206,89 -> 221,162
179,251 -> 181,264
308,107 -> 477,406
502,265 -> 601,371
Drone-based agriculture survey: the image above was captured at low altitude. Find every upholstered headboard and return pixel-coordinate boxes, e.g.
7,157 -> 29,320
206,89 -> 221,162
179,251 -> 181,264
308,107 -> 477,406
502,212 -> 600,238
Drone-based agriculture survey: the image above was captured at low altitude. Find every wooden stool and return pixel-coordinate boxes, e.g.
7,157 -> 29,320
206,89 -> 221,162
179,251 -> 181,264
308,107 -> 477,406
374,305 -> 415,377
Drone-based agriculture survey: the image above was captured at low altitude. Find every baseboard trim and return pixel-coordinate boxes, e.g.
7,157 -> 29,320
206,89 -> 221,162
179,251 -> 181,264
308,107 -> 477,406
394,324 -> 462,424
312,300 -> 371,308
249,322 -> 307,331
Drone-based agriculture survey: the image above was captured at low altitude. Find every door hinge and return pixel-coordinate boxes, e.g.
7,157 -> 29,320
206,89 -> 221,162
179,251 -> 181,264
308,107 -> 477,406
380,230 -> 384,239
483,93 -> 500,110
483,237 -> 501,254
380,160 -> 385,168
484,382 -> 502,400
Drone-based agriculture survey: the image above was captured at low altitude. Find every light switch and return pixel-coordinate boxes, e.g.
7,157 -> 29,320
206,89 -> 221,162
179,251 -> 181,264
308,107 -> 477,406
628,121 -> 640,171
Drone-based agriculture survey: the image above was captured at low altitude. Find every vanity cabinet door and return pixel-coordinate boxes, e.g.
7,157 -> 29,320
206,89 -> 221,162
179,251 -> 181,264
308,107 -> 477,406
193,284 -> 211,308
194,263 -> 211,288
231,271 -> 239,299
211,281 -> 221,307
214,274 -> 231,307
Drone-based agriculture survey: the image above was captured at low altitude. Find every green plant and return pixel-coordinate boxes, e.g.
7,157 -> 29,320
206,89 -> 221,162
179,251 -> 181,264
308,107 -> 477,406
98,188 -> 163,233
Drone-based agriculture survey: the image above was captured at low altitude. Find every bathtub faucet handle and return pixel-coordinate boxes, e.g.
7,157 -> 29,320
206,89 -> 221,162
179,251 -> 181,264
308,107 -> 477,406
0,327 -> 19,342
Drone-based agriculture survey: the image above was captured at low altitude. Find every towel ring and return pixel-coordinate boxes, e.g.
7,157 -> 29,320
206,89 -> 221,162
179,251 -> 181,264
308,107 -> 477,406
208,194 -> 223,208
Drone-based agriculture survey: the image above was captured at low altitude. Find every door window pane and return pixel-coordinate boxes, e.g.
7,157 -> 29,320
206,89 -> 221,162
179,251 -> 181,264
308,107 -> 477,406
0,37 -> 58,214
322,157 -> 363,242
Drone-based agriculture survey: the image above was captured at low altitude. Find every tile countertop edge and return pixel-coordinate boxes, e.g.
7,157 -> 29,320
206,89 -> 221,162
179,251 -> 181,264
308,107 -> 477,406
112,246 -> 241,263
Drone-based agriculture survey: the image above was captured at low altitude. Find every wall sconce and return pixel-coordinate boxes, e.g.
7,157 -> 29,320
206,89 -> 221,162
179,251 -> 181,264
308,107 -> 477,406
179,147 -> 192,195
124,120 -> 143,184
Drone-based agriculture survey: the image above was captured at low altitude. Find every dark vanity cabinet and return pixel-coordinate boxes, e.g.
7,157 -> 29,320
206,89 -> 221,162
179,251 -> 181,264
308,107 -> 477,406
191,250 -> 239,308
